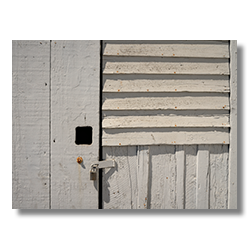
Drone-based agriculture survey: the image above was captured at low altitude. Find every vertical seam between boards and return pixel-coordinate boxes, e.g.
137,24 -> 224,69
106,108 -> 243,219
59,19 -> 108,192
49,40 -> 52,209
98,40 -> 103,209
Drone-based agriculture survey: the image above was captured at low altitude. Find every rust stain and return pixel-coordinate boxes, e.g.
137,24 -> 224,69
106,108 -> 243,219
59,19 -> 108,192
116,71 -> 119,73
175,89 -> 177,91
173,54 -> 175,56
175,124 -> 177,127
174,141 -> 176,143
117,107 -> 119,109
147,89 -> 149,92
175,106 -> 177,109
117,53 -> 119,55
119,143 -> 121,146
54,42 -> 56,44
166,177 -> 168,179
76,157 -> 83,164
223,141 -> 225,143
118,89 -> 120,92
174,72 -> 176,74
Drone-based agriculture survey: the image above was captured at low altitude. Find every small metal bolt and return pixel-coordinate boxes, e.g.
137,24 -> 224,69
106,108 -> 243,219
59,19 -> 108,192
77,157 -> 83,164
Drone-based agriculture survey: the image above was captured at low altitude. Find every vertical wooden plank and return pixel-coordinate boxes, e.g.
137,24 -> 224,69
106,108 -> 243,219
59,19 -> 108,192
210,145 -> 229,209
103,146 -> 137,209
150,146 -> 166,209
150,145 -> 176,209
196,145 -> 210,209
229,40 -> 237,209
137,146 -> 150,209
176,146 -> 185,209
185,145 -> 197,209
51,41 -> 100,209
168,146 -> 177,209
12,40 -> 50,209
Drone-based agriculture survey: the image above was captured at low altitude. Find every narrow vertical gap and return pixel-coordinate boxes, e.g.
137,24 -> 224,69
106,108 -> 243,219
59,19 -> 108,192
183,146 -> 186,209
49,40 -> 52,209
147,146 -> 152,209
208,147 -> 211,209
98,40 -> 103,209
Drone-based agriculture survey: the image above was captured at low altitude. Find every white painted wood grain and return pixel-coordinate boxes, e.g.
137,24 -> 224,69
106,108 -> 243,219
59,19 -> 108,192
176,146 -> 185,209
101,40 -> 232,209
103,146 -> 131,209
228,40 -> 237,209
102,94 -> 229,110
185,145 -> 197,209
12,40 -> 50,209
102,128 -> 229,146
103,78 -> 230,92
210,145 -> 229,209
103,61 -> 229,75
51,40 -> 99,209
196,145 -> 210,209
104,43 -> 229,58
150,146 -> 177,209
102,145 -> 230,209
137,146 -> 150,209
102,115 -> 230,128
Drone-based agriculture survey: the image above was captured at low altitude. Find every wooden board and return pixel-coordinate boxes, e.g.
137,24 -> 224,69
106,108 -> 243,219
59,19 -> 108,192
51,40 -> 100,209
103,115 -> 230,128
12,40 -> 50,209
103,128 -> 229,146
103,43 -> 229,58
228,40 -> 237,209
102,93 -> 229,110
103,76 -> 230,93
103,60 -> 230,75
103,145 -> 229,209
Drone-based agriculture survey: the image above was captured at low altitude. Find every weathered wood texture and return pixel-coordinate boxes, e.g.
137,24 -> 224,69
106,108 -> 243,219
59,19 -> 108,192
103,145 -> 229,209
102,40 -> 231,146
51,41 -> 100,209
12,40 -> 50,209
228,41 -> 237,209
102,40 -> 236,209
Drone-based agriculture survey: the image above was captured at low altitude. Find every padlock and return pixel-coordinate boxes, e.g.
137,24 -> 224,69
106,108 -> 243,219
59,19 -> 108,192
90,166 -> 97,181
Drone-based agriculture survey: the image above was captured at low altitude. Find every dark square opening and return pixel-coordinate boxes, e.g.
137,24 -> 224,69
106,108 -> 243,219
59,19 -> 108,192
75,126 -> 92,145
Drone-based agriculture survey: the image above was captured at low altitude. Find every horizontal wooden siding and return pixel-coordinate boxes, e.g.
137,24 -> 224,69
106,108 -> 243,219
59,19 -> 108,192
102,40 -> 230,146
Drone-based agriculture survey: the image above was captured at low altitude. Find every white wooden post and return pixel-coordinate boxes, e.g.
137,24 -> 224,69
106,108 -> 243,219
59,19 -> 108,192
228,40 -> 237,209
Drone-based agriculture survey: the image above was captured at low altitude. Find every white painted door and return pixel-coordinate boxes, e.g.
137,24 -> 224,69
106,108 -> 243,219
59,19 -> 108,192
50,41 -> 100,209
101,40 -> 237,209
13,40 -> 100,209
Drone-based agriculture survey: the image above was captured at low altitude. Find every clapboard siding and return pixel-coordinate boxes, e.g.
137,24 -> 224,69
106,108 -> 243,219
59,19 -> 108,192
103,93 -> 229,110
103,145 -> 229,209
103,115 -> 230,128
103,44 -> 229,58
103,60 -> 229,75
103,75 -> 230,93
102,40 -> 230,146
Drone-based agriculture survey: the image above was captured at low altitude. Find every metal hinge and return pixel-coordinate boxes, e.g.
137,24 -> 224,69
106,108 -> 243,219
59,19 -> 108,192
91,159 -> 116,169
90,159 -> 115,181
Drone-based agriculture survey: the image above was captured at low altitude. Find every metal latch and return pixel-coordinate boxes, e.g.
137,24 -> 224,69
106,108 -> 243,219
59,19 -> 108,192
90,159 -> 115,181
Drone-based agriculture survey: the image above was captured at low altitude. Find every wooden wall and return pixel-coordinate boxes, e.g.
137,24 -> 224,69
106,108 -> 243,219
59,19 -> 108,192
102,40 -> 237,209
12,40 -> 100,209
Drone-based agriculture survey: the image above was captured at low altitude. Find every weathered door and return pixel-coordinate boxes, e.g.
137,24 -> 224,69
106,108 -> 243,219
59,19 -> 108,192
13,40 -> 100,209
101,40 -> 237,209
50,41 -> 100,209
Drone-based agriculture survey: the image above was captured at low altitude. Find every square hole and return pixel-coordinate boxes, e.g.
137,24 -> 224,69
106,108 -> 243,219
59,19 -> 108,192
75,126 -> 92,145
